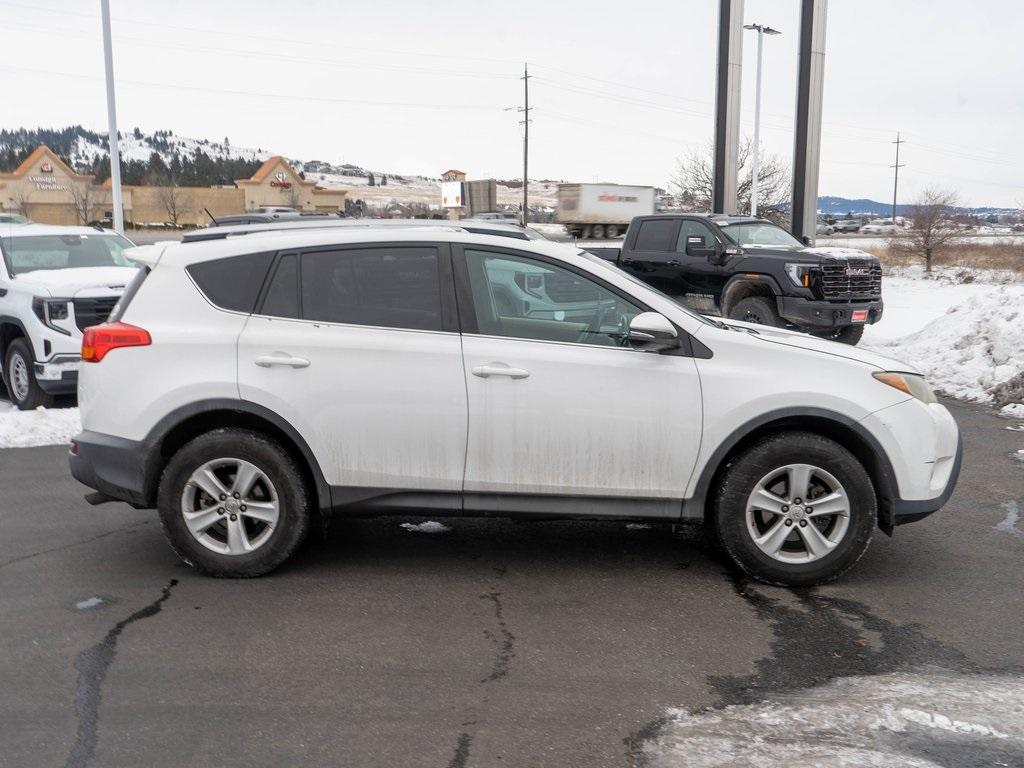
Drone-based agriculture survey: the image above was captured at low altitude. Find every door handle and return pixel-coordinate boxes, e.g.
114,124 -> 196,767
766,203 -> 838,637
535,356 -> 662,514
472,363 -> 530,379
254,354 -> 310,369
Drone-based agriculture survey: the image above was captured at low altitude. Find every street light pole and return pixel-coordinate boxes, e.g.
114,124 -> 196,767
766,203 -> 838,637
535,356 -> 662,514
100,0 -> 124,234
744,23 -> 780,217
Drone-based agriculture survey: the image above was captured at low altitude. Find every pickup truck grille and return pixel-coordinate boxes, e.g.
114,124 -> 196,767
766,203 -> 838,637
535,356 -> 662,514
820,260 -> 882,301
73,297 -> 119,332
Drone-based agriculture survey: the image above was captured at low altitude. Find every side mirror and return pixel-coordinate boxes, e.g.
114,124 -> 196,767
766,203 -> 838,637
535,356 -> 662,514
628,312 -> 678,352
711,244 -> 740,266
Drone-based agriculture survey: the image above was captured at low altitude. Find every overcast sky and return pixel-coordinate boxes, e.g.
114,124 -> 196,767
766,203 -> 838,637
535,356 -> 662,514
2,0 -> 1022,207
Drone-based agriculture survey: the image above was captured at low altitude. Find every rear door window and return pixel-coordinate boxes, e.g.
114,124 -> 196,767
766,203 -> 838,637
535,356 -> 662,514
187,252 -> 274,312
260,253 -> 299,319
300,246 -> 443,331
634,219 -> 679,251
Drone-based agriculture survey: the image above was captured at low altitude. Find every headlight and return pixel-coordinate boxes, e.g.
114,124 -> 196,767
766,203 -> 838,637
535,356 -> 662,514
784,263 -> 819,288
31,296 -> 72,334
872,371 -> 937,404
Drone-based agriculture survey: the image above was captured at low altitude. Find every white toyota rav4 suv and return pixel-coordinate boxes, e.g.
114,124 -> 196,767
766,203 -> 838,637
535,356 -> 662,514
0,223 -> 137,409
69,226 -> 961,586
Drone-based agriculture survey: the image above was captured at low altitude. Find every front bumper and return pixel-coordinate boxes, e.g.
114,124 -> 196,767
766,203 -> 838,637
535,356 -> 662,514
69,430 -> 151,508
778,297 -> 884,329
35,357 -> 80,395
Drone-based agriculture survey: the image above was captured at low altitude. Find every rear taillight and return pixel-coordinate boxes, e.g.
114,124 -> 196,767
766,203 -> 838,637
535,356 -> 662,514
81,322 -> 151,362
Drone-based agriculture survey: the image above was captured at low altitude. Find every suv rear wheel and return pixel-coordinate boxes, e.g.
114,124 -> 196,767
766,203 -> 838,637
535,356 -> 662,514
712,431 -> 876,586
727,296 -> 781,328
4,338 -> 54,410
157,429 -> 312,577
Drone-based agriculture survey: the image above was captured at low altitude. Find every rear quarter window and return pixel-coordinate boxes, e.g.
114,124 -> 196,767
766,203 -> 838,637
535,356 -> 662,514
187,252 -> 274,313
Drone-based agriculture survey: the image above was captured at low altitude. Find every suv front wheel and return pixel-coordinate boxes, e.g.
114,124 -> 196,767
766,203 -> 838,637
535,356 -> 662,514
158,429 -> 312,577
713,431 -> 876,586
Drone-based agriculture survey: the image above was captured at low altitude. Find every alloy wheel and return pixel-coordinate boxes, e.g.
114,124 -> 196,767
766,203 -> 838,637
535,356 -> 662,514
180,458 -> 280,555
745,463 -> 851,563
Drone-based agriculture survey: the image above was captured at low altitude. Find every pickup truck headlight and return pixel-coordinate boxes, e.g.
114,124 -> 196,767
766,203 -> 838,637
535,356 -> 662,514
784,263 -> 820,289
872,371 -> 937,404
32,297 -> 72,335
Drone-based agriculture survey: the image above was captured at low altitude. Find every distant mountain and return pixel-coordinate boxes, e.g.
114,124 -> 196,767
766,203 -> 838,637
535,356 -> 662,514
817,195 -> 1017,218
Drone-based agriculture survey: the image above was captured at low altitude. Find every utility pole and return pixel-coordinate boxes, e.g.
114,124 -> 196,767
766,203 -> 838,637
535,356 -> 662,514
744,23 -> 781,216
891,131 -> 905,222
100,0 -> 124,234
521,63 -> 531,226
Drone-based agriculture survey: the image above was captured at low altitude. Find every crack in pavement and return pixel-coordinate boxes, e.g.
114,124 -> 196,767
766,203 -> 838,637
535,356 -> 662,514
0,521 -> 152,571
443,567 -> 516,767
62,578 -> 179,768
479,590 -> 515,683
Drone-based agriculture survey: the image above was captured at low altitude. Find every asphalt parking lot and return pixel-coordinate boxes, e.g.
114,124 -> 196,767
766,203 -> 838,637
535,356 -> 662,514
1,398 -> 1022,768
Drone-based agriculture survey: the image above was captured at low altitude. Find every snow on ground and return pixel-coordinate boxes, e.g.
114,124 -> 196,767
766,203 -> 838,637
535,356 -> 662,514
0,402 -> 81,449
642,671 -> 1024,768
863,267 -> 1024,404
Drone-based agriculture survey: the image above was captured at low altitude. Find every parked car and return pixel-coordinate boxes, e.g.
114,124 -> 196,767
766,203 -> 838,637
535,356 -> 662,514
833,219 -> 862,233
0,224 -> 137,409
0,213 -> 30,225
583,214 -> 882,345
816,222 -> 835,236
860,218 -> 900,235
69,227 -> 960,586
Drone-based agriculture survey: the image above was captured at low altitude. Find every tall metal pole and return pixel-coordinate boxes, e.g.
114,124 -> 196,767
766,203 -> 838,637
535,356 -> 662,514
521,63 -> 530,227
712,0 -> 745,214
100,0 -> 124,234
750,29 -> 764,217
891,131 -> 905,222
790,0 -> 827,242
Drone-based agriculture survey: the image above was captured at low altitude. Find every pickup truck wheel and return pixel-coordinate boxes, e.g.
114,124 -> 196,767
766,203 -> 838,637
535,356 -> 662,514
812,324 -> 865,345
157,428 -> 312,577
712,431 -> 876,586
726,296 -> 780,328
4,338 -> 54,410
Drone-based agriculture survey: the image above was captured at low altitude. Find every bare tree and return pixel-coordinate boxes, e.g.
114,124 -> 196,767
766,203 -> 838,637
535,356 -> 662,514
671,138 -> 791,224
891,187 -> 960,272
284,184 -> 303,210
145,171 -> 192,227
68,182 -> 97,224
10,188 -> 33,218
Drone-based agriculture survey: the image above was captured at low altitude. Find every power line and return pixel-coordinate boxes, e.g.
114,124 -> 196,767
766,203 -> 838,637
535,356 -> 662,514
0,65 -> 505,111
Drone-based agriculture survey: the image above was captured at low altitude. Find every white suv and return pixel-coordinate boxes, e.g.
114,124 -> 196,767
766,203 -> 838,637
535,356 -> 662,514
69,227 -> 961,586
0,224 -> 137,409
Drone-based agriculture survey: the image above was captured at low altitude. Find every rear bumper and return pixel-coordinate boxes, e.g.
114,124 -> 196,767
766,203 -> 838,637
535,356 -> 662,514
69,430 -> 151,508
778,297 -> 884,328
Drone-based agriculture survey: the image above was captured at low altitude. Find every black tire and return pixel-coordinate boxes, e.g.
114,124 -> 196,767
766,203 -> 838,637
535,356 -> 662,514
726,296 -> 781,328
590,224 -> 606,239
812,324 -> 865,345
712,431 -> 876,587
157,428 -> 312,577
4,338 -> 54,410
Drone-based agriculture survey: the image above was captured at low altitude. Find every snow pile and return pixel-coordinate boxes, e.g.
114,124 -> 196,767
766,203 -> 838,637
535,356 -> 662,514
1001,403 -> 1024,419
868,286 -> 1024,403
0,403 -> 81,448
642,671 -> 1024,768
399,521 -> 450,533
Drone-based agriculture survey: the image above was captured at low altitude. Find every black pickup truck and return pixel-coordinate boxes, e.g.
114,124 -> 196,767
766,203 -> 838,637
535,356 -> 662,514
586,213 -> 883,345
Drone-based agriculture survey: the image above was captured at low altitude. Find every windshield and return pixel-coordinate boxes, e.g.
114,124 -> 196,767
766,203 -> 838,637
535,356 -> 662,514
719,221 -> 804,248
578,251 -> 717,327
0,233 -> 137,276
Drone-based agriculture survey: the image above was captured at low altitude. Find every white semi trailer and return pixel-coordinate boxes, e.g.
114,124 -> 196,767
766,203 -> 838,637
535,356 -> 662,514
555,183 -> 656,239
